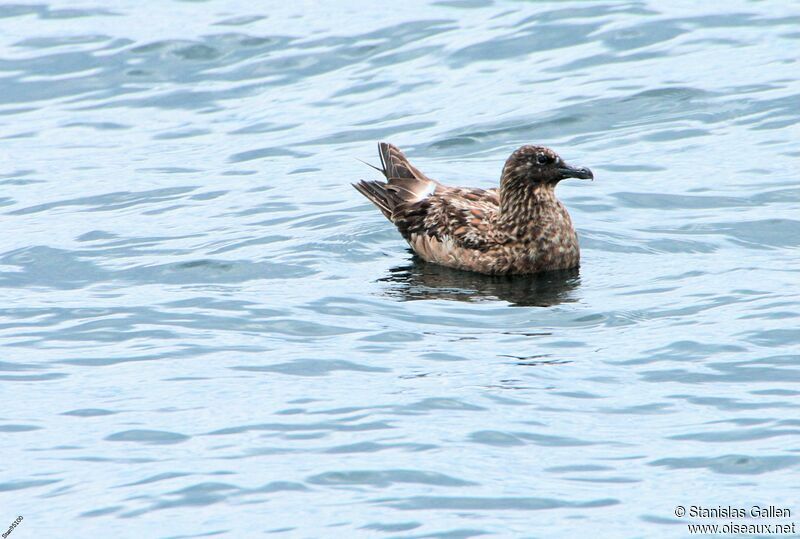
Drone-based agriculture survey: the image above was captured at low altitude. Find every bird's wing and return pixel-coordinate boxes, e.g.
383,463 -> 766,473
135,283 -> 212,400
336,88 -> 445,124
393,187 -> 506,253
377,142 -> 442,202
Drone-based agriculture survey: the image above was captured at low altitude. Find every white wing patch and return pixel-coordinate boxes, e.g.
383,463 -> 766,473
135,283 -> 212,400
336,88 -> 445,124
418,182 -> 436,200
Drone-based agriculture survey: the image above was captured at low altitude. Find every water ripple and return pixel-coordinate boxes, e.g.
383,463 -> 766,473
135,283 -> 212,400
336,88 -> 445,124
2,0 -> 799,537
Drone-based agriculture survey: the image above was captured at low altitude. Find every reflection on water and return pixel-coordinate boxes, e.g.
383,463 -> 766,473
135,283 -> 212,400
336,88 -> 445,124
379,255 -> 581,306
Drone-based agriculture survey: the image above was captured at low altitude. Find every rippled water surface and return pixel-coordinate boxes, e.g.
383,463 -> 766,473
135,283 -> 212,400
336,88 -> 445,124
2,1 -> 799,537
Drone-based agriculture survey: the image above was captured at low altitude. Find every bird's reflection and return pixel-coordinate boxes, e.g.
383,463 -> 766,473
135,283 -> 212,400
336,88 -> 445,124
378,256 -> 581,307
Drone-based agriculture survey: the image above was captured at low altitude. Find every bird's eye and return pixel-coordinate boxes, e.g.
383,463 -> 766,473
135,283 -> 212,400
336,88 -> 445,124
536,154 -> 549,165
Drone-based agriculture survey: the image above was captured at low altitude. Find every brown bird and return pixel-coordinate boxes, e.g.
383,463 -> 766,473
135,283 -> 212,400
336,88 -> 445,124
353,142 -> 593,275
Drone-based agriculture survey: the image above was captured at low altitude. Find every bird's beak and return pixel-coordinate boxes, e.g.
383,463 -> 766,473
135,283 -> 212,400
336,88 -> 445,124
558,164 -> 594,181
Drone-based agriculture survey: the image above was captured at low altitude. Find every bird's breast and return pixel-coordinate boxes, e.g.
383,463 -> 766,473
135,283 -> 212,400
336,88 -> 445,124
515,207 -> 580,272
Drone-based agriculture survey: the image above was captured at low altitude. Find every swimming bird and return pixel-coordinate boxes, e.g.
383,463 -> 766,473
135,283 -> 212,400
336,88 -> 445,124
353,142 -> 593,275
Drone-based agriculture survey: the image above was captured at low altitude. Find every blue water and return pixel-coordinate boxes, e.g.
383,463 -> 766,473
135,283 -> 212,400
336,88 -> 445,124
2,1 -> 799,537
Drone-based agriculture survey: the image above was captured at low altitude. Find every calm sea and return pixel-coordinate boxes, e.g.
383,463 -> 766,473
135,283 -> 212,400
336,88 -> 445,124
1,1 -> 799,537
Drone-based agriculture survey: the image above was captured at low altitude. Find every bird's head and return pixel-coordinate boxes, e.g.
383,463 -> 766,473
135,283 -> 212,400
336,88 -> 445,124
501,145 -> 593,188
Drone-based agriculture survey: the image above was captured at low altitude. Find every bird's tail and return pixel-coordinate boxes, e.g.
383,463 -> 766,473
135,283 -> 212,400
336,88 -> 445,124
352,179 -> 395,220
352,142 -> 438,222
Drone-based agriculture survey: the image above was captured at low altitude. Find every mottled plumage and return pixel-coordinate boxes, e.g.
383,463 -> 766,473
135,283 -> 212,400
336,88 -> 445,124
353,142 -> 593,275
